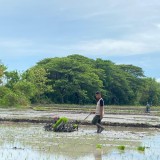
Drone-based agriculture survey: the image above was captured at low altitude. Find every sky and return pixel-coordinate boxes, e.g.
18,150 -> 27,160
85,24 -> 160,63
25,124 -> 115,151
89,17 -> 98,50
0,0 -> 160,81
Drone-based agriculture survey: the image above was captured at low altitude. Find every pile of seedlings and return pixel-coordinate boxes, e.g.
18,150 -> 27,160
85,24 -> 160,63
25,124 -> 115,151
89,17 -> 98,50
44,117 -> 78,132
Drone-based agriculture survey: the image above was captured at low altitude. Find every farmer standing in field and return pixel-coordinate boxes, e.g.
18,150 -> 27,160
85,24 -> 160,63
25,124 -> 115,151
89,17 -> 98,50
146,102 -> 150,113
92,91 -> 105,133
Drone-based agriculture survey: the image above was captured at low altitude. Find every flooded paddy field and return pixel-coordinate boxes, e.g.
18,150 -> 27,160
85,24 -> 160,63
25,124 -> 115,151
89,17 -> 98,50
0,122 -> 160,160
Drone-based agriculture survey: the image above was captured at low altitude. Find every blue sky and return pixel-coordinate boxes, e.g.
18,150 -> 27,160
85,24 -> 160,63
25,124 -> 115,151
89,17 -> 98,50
0,0 -> 160,81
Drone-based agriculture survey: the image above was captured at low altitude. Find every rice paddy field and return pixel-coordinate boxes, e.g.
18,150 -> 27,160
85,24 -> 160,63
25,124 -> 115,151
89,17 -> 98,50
0,122 -> 160,160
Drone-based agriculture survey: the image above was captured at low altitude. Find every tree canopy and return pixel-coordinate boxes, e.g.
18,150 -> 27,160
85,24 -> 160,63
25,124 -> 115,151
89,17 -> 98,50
0,55 -> 160,106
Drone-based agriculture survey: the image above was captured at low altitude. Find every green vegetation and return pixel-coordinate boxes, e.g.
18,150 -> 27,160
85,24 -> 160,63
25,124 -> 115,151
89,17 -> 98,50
53,117 -> 68,130
117,145 -> 125,150
73,124 -> 78,129
0,54 -> 160,107
137,146 -> 145,151
96,144 -> 102,149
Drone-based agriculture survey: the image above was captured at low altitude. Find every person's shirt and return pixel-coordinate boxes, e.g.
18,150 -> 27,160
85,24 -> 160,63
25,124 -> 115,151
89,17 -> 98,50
95,98 -> 104,116
146,103 -> 150,107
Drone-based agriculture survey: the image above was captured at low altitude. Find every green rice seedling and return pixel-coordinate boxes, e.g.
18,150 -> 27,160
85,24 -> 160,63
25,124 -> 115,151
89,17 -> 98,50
73,124 -> 78,128
96,144 -> 102,149
137,146 -> 145,151
117,145 -> 125,151
53,117 -> 68,130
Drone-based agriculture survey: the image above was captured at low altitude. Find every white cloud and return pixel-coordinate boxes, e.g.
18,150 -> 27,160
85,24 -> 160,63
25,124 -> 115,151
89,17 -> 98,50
0,39 -> 35,57
0,38 -> 70,59
70,35 -> 160,57
156,78 -> 160,83
0,39 -> 32,48
1,28 -> 160,59
69,24 -> 160,56
72,39 -> 147,56
155,24 -> 160,28
0,0 -> 160,59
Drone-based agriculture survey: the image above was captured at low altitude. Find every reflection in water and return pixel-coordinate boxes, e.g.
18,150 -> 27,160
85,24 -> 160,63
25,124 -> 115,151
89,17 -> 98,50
0,123 -> 159,160
94,149 -> 103,160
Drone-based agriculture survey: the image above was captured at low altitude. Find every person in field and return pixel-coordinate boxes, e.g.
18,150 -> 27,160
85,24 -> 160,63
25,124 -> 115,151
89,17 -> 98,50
92,91 -> 105,133
146,102 -> 150,113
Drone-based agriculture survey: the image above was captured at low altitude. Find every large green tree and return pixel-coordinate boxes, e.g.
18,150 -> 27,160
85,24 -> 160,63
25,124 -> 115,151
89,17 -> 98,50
1,55 -> 160,106
22,66 -> 52,103
0,63 -> 7,85
37,56 -> 105,104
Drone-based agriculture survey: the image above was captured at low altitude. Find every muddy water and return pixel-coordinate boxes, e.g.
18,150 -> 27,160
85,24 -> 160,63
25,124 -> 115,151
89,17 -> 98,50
0,122 -> 159,160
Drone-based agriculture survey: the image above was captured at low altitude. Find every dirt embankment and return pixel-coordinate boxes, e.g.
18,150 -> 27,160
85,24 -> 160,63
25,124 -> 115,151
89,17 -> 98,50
0,108 -> 160,128
1,118 -> 160,128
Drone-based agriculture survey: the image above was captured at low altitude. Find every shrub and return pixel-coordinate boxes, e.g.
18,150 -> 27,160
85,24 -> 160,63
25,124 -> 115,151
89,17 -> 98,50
2,92 -> 19,106
0,86 -> 29,107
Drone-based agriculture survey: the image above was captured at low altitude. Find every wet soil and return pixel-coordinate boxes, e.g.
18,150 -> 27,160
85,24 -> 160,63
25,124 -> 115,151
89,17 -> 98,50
0,108 -> 160,128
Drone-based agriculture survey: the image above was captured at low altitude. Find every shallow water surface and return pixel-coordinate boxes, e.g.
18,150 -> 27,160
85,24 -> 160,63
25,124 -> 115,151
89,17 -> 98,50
0,122 -> 159,160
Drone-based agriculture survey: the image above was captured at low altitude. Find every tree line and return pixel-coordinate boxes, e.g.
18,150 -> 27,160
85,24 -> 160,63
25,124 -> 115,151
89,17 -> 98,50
0,54 -> 160,106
